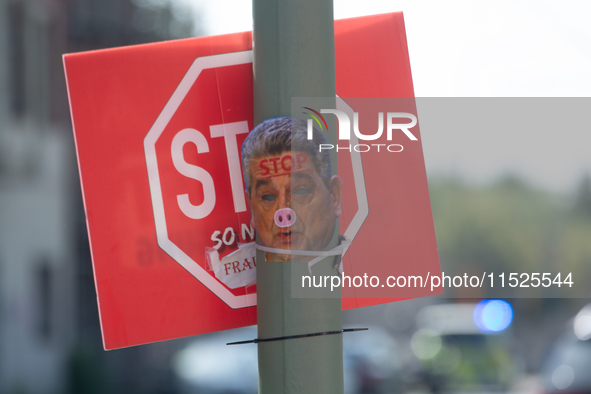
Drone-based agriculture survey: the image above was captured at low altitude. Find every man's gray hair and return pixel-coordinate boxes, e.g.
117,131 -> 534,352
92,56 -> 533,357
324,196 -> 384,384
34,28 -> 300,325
241,117 -> 332,191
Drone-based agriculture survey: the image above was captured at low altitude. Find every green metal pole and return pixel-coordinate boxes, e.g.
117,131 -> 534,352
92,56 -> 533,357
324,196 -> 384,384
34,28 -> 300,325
252,1 -> 344,393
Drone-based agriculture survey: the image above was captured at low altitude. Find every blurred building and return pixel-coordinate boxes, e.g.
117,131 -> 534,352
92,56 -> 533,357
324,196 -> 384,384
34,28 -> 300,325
0,1 -> 196,393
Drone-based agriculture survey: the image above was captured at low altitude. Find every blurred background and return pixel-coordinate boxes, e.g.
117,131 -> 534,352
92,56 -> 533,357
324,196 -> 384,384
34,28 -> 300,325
1,0 -> 591,393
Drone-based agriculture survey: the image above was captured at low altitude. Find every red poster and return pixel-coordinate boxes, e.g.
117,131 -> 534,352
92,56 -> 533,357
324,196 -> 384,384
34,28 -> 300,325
64,12 -> 440,350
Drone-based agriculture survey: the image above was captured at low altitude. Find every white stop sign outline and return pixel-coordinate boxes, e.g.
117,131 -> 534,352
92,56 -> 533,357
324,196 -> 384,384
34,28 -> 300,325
143,51 -> 368,309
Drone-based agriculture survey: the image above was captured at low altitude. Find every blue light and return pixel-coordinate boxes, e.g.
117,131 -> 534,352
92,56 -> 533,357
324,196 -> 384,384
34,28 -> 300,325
473,300 -> 513,333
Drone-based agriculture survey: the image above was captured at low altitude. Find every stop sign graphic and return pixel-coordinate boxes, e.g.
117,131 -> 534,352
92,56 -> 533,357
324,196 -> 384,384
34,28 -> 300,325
144,51 -> 257,309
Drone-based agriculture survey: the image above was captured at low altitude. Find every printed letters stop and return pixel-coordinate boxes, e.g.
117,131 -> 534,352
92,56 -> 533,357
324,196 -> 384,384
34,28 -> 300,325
171,121 -> 250,219
258,152 -> 308,178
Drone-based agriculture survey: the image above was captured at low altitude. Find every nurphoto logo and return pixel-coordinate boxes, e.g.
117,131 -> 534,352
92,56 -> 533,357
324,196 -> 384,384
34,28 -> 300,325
303,107 -> 418,152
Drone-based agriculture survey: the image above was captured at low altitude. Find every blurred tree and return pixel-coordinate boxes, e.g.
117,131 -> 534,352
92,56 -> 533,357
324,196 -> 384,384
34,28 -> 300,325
574,174 -> 591,217
428,175 -> 590,297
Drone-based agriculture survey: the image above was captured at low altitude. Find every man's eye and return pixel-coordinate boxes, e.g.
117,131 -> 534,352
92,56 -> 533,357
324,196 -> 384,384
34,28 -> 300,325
261,194 -> 276,202
293,187 -> 311,196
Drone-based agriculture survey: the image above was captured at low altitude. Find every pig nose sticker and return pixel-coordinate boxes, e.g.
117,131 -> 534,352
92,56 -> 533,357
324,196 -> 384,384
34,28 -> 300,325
274,208 -> 297,228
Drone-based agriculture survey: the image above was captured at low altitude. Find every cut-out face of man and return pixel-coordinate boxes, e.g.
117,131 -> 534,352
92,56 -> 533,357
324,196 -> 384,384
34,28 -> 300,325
241,117 -> 343,262
245,150 -> 342,262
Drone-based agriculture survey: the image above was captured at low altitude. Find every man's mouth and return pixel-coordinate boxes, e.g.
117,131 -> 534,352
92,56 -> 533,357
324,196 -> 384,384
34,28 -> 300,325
276,230 -> 292,245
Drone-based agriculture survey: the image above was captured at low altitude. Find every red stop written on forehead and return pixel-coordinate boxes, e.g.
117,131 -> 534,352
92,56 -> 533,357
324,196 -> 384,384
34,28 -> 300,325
259,152 -> 308,178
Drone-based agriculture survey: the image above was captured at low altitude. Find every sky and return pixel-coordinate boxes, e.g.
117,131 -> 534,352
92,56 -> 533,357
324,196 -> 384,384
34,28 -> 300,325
174,0 -> 591,194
